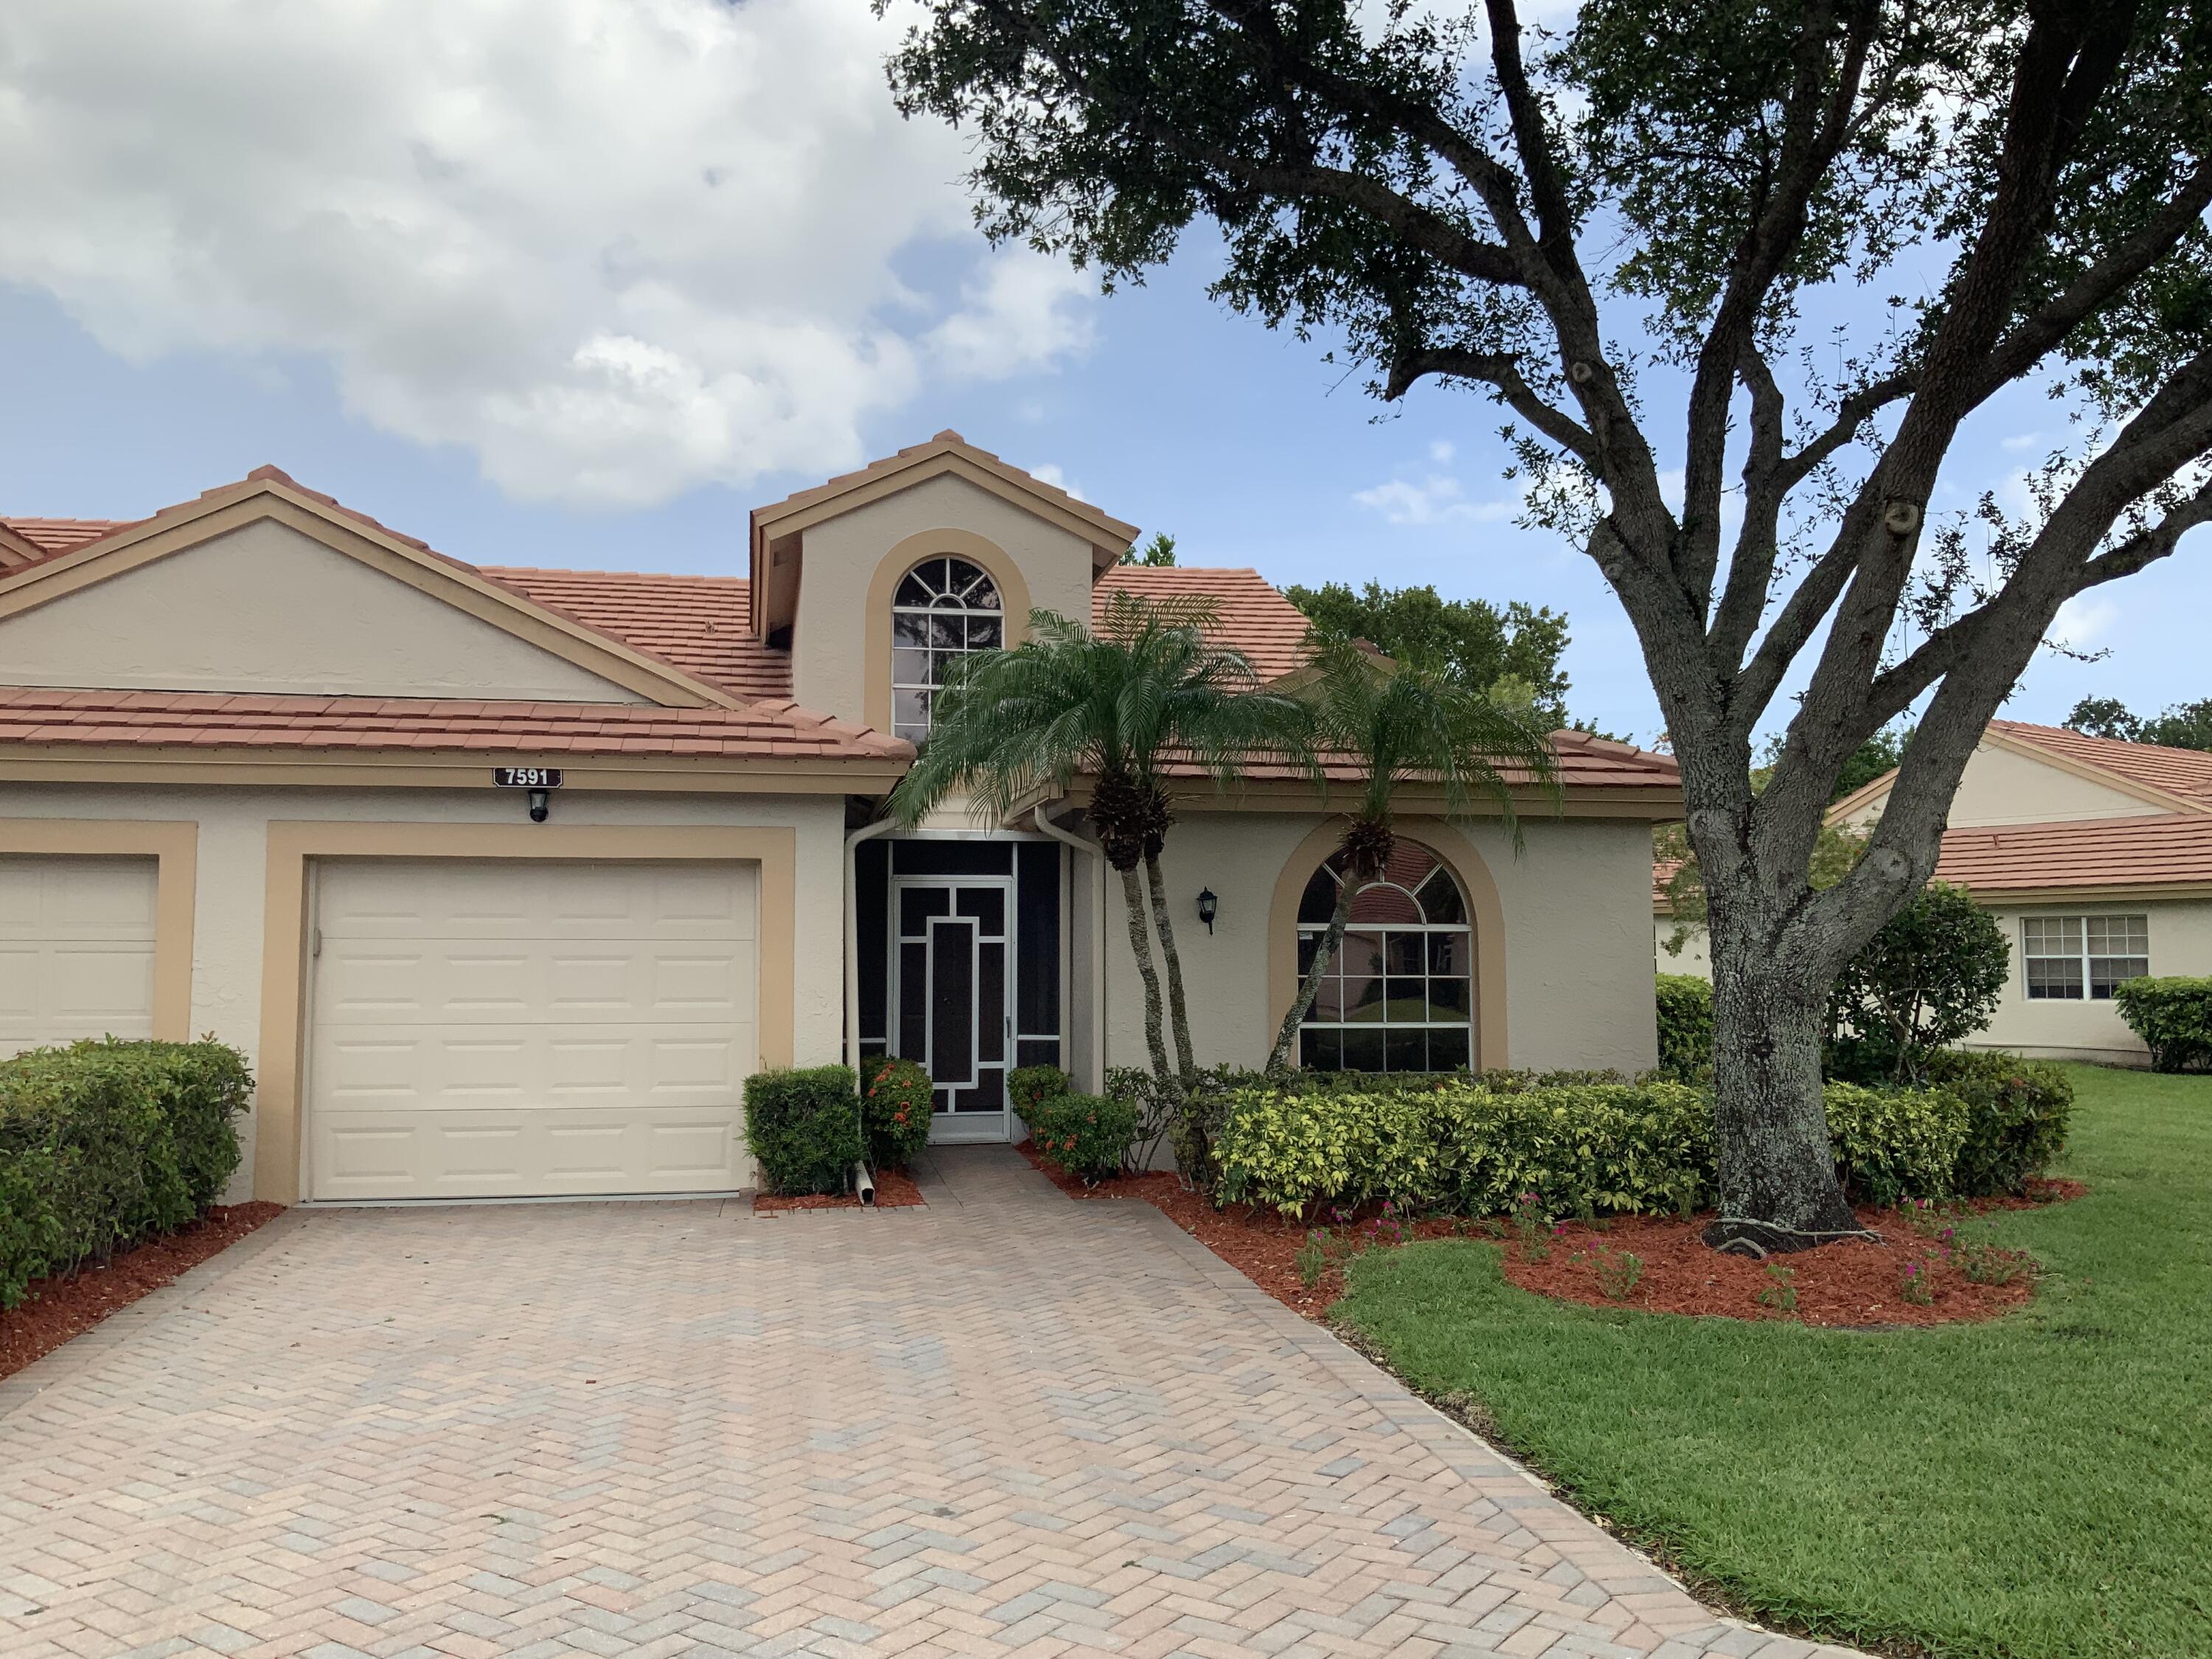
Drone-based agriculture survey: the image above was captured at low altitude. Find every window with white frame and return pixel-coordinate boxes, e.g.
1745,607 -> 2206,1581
891,557 -> 1004,745
1295,841 -> 1472,1073
2021,914 -> 2149,1000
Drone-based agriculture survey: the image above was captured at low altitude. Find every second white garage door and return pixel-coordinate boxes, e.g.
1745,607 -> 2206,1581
308,859 -> 757,1200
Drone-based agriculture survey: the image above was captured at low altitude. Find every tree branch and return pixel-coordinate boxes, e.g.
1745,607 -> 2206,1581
1385,346 -> 1599,466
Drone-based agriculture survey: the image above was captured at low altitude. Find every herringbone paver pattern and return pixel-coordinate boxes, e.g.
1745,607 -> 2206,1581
0,1148 -> 1865,1659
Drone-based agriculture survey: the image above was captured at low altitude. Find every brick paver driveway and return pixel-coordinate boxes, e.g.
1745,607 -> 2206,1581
1,1149 -> 1863,1659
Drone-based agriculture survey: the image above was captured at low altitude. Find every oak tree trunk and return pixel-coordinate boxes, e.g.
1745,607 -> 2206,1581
1703,902 -> 1867,1253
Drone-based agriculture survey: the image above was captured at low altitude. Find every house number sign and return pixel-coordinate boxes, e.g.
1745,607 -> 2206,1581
492,768 -> 563,788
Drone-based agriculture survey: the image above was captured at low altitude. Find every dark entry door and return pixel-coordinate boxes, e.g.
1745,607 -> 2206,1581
890,877 -> 1013,1141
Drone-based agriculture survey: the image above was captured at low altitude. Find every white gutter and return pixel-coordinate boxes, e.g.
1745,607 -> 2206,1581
1032,799 -> 1106,1090
844,813 -> 899,1072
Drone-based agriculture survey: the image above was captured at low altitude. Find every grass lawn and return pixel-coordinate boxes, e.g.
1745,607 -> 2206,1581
1336,1065 -> 2212,1659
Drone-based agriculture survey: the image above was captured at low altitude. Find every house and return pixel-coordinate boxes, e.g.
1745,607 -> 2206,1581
0,432 -> 1680,1204
1656,719 -> 2212,1065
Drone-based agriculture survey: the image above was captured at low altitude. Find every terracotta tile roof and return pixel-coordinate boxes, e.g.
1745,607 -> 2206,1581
1934,811 -> 2212,894
0,518 -> 139,556
752,429 -> 1138,543
482,568 -> 792,701
1986,718 -> 2212,809
1653,852 -> 1685,908
1093,565 -> 1318,681
0,686 -> 910,763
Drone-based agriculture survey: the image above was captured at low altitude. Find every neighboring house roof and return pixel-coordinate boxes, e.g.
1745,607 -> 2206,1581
1094,565 -> 1316,681
483,568 -> 791,702
1934,811 -> 2212,899
1983,717 -> 2212,810
0,686 -> 908,763
0,518 -> 140,564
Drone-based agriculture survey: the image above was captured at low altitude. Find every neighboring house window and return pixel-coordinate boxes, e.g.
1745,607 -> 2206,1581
1296,841 -> 1472,1072
891,556 -> 1004,744
2022,914 -> 2149,999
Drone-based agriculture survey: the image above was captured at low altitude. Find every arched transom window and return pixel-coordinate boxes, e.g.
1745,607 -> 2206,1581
1296,841 -> 1472,1073
891,556 -> 1004,743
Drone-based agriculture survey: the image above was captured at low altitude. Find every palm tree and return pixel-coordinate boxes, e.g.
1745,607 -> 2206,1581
1264,632 -> 1559,1077
890,591 -> 1310,1088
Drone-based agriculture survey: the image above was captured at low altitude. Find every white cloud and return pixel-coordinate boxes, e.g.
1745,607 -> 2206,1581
2050,594 -> 2119,648
1427,438 -> 1455,465
2000,431 -> 2045,452
1027,462 -> 1088,502
0,0 -> 1096,507
1352,470 -> 1517,526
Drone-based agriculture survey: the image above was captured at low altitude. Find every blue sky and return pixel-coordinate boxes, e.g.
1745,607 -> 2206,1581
1,0 -> 2202,745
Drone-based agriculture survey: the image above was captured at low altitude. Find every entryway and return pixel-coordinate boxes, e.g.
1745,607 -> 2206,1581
891,875 -> 1013,1142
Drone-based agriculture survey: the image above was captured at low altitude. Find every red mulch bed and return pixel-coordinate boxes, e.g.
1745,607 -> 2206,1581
1017,1140 -> 2078,1329
754,1169 -> 926,1213
0,1203 -> 285,1382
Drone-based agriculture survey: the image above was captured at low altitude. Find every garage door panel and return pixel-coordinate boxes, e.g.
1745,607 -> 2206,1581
308,860 -> 757,1199
0,857 -> 159,1051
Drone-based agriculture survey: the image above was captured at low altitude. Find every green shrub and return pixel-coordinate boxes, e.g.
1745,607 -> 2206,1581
1211,1075 -> 1982,1221
1918,1048 -> 2074,1194
2112,975 -> 2212,1073
1008,1063 -> 1071,1116
0,1037 -> 252,1311
1823,1082 -> 1969,1208
1826,882 -> 2009,1081
858,1056 -> 934,1170
743,1065 -> 863,1196
1025,1091 -> 1138,1183
1655,974 -> 1714,1081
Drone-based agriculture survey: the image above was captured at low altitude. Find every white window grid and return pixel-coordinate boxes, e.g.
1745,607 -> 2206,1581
2021,914 -> 2149,1001
891,557 -> 1004,745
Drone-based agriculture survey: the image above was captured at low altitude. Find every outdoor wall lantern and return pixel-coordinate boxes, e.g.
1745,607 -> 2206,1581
526,787 -> 552,824
1197,887 -> 1218,933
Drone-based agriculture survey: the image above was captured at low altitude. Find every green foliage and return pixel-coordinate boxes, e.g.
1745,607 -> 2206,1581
1918,1048 -> 2075,1196
1654,974 -> 1713,1082
0,1037 -> 251,1311
858,1056 -> 934,1171
886,591 -> 1307,869
2112,975 -> 2212,1073
1822,1082 -> 1969,1209
742,1066 -> 863,1197
1007,1063 -> 1071,1115
1756,723 -> 1911,802
1826,883 -> 2010,1082
1282,582 -> 1571,723
1024,1091 -> 1139,1183
1655,819 -> 1864,946
1211,1074 -> 2000,1221
2066,695 -> 2212,751
1118,530 -> 1178,566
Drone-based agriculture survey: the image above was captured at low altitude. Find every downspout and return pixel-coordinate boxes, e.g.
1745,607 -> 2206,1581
1033,799 -> 1105,1091
845,811 -> 898,1196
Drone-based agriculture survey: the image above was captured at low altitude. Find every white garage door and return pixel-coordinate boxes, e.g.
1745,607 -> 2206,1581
0,855 -> 159,1057
308,859 -> 757,1200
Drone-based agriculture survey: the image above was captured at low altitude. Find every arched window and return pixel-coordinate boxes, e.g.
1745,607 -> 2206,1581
1295,841 -> 1472,1073
891,556 -> 1004,743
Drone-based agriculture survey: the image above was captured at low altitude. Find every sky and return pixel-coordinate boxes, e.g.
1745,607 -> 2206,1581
1,0 -> 2205,746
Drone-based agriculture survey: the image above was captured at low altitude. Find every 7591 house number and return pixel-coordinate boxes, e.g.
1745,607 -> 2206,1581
492,768 -> 563,788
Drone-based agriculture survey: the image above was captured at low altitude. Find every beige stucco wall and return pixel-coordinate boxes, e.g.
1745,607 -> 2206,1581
1840,738 -> 2169,830
1102,810 -> 1660,1077
0,521 -> 647,702
0,783 -> 849,1201
1964,897 -> 2212,1065
789,473 -> 1097,727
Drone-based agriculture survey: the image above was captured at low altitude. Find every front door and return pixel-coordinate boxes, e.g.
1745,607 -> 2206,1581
890,876 -> 1014,1142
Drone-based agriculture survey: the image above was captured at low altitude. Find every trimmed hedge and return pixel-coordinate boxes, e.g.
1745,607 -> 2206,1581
743,1065 -> 863,1196
1,1037 -> 252,1310
1918,1048 -> 2074,1195
2112,975 -> 2212,1073
1210,1072 -> 2044,1221
858,1056 -> 934,1170
1025,1091 -> 1138,1183
1655,974 -> 1714,1081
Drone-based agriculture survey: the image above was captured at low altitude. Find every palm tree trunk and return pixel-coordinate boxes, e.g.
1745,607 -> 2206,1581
1265,870 -> 1356,1077
1117,863 -> 1173,1082
1143,852 -> 1197,1088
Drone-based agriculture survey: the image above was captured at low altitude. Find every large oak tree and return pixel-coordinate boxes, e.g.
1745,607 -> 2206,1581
883,0 -> 2212,1249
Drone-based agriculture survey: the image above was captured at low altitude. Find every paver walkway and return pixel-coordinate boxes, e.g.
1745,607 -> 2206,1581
1,1147 -> 1865,1659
